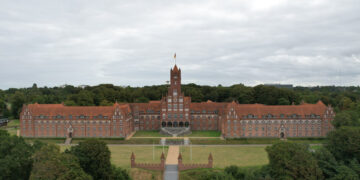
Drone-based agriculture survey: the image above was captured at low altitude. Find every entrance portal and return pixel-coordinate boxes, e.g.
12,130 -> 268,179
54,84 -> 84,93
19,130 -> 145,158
280,132 -> 284,138
167,122 -> 172,127
179,122 -> 184,127
173,121 -> 178,127
185,122 -> 189,127
162,122 -> 166,127
69,132 -> 72,138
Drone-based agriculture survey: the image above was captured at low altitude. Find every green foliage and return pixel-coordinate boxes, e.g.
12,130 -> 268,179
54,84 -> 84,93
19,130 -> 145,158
314,147 -> 339,179
30,144 -> 92,180
2,83 -> 360,120
326,127 -> 360,163
67,139 -> 112,179
110,165 -> 131,180
0,129 -> 34,180
332,110 -> 360,128
100,99 -> 114,106
266,142 -> 323,180
10,91 -> 25,118
67,139 -> 130,180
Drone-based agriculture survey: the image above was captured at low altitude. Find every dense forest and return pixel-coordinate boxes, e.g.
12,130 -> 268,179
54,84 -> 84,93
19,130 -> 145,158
1,83 -> 360,119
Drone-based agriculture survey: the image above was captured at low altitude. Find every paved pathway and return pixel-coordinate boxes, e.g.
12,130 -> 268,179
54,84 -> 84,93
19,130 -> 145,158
164,165 -> 178,180
165,146 -> 179,165
164,146 -> 179,180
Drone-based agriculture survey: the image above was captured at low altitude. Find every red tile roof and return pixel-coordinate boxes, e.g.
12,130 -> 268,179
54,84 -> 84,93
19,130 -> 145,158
26,103 -> 131,118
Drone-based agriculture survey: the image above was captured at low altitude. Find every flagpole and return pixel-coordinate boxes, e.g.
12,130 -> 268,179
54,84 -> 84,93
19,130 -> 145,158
174,53 -> 176,65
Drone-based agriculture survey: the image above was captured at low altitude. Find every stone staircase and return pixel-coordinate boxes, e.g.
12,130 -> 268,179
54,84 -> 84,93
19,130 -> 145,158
160,127 -> 191,137
64,137 -> 72,145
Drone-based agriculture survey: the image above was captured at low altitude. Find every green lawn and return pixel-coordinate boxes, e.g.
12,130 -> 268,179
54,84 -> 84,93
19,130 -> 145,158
132,130 -> 170,137
7,119 -> 19,127
132,130 -> 221,137
25,137 -> 66,144
182,131 -> 221,137
1,127 -> 18,136
179,145 -> 269,168
0,119 -> 20,136
61,145 -> 168,169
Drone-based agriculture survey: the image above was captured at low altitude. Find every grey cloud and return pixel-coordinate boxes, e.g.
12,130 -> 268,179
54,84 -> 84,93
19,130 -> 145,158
0,0 -> 360,89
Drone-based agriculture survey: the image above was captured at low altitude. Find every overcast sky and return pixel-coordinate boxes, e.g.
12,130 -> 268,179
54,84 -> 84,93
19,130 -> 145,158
0,0 -> 360,89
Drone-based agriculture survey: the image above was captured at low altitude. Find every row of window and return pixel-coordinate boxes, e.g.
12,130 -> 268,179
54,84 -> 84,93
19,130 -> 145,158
243,114 -> 321,119
228,132 -> 322,137
227,119 -> 322,124
229,126 -> 322,131
24,120 -> 124,125
35,114 -> 110,120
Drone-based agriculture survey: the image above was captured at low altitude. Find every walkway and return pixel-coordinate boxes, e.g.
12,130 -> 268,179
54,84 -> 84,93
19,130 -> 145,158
165,146 -> 179,164
64,137 -> 72,145
164,146 -> 179,180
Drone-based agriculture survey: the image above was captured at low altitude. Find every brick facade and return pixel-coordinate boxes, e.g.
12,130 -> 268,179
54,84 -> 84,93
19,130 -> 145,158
20,65 -> 335,138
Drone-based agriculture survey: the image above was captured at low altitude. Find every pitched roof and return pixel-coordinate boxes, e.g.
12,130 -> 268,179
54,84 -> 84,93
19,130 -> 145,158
234,101 -> 327,118
26,103 -> 131,117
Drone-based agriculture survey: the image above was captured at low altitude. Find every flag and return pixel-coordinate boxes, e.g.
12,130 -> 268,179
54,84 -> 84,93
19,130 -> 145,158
174,53 -> 176,59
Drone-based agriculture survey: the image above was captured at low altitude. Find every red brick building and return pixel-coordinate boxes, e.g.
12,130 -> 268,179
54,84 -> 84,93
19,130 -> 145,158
20,65 -> 335,138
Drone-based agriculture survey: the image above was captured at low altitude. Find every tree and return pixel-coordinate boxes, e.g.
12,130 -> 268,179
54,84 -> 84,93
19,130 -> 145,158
135,96 -> 149,103
266,142 -> 323,179
30,144 -> 91,180
314,147 -> 339,179
67,139 -> 112,180
0,130 -> 34,180
64,100 -> 77,106
10,91 -> 25,118
76,91 -> 95,106
326,127 -> 360,163
109,165 -> 131,180
100,99 -> 114,106
277,97 -> 290,105
332,111 -> 360,128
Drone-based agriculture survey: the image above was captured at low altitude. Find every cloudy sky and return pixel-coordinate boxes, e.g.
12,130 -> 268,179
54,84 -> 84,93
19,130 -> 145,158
0,0 -> 360,89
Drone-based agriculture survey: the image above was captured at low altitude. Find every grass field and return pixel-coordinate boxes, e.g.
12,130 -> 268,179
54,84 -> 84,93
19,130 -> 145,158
182,131 -> 221,137
179,145 -> 269,168
1,119 -> 20,136
25,137 -> 66,144
0,127 -> 18,136
132,130 -> 221,137
60,145 -> 169,169
7,119 -> 20,127
129,168 -> 162,180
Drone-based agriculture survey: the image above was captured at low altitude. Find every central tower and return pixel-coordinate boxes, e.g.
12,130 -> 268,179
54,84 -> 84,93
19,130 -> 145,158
168,65 -> 181,97
160,64 -> 191,130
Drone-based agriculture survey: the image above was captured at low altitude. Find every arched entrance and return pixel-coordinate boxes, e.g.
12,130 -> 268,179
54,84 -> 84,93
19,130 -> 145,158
167,122 -> 172,127
179,122 -> 184,127
173,121 -> 178,127
161,122 -> 166,127
69,132 -> 73,138
280,132 -> 285,138
185,122 -> 189,127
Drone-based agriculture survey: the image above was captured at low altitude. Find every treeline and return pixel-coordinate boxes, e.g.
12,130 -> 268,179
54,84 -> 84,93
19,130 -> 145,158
1,83 -> 360,118
182,126 -> 360,179
0,131 -> 130,180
